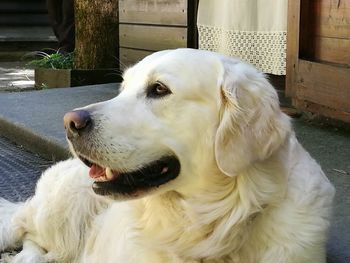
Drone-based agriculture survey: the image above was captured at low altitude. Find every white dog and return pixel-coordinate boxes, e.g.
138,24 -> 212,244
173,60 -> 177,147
0,49 -> 334,263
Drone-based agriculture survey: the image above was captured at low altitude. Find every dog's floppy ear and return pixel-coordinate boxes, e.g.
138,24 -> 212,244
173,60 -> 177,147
214,59 -> 291,177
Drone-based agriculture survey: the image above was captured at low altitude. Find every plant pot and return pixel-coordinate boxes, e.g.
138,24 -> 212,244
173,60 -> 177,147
34,68 -> 122,88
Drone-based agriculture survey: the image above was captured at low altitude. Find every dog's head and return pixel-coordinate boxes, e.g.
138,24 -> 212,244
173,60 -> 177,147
64,49 -> 290,199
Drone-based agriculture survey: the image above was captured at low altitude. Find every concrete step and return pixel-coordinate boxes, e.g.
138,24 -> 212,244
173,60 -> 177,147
0,26 -> 56,42
0,26 -> 58,61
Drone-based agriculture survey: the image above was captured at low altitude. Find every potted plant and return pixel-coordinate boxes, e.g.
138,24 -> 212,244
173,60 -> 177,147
28,51 -> 121,89
28,51 -> 72,88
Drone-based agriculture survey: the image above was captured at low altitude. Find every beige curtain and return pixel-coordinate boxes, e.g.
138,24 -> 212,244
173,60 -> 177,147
197,0 -> 288,75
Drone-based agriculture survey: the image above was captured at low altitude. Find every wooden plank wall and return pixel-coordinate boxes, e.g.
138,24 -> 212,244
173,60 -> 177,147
296,60 -> 350,112
119,0 -> 188,68
287,0 -> 350,122
299,0 -> 350,66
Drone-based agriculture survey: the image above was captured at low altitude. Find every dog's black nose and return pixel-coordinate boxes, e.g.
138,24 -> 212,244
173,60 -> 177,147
63,110 -> 92,138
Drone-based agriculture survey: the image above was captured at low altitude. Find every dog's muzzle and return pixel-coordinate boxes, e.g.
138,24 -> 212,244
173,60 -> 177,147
63,110 -> 181,197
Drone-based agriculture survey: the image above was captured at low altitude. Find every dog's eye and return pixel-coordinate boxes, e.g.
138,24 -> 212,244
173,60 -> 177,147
146,82 -> 172,98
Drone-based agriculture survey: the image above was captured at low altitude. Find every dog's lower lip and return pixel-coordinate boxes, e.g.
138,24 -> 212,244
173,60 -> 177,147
92,155 -> 181,196
76,153 -> 180,195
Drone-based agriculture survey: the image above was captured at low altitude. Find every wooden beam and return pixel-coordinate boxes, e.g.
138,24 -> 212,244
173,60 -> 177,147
187,0 -> 199,48
286,0 -> 301,97
119,48 -> 153,67
119,24 -> 187,51
119,0 -> 187,26
293,98 -> 350,123
296,60 -> 350,112
313,36 -> 350,66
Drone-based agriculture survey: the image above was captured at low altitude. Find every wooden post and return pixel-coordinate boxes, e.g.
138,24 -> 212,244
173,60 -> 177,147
285,0 -> 301,98
74,0 -> 119,69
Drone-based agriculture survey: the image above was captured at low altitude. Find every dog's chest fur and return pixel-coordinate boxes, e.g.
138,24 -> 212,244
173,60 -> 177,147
100,165 -> 286,262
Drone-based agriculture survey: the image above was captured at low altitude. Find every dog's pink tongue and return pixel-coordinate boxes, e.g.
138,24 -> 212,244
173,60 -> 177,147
89,164 -> 106,179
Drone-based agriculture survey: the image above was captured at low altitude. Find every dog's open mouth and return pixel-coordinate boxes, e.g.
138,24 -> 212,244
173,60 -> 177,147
78,155 -> 180,196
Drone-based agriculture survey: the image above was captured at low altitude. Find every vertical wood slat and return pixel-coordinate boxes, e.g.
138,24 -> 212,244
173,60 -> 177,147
286,0 -> 301,97
187,0 -> 199,48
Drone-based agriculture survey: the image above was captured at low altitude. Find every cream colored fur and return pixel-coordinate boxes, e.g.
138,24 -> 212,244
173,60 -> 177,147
0,49 -> 334,262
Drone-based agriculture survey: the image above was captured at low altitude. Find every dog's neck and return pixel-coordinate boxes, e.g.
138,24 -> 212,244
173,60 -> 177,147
134,151 -> 288,260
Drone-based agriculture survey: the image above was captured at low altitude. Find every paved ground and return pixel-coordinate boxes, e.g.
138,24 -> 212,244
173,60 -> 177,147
0,84 -> 120,160
294,120 -> 350,263
0,62 -> 34,92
